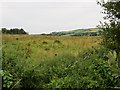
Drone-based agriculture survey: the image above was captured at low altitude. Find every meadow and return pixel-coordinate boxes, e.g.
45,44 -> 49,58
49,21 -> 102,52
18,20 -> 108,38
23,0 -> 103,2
1,35 -> 119,89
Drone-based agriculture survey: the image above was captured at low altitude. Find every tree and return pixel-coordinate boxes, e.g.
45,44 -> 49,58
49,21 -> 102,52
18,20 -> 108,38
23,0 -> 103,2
1,28 -> 28,34
98,1 -> 120,87
98,1 -> 120,70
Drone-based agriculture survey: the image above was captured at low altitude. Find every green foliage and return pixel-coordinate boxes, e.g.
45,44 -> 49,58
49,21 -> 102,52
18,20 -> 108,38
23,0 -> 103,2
49,28 -> 99,36
99,21 -> 120,52
98,1 -> 120,20
98,1 -> 120,70
42,41 -> 48,44
2,43 -> 119,88
54,39 -> 61,44
43,46 -> 119,88
1,28 -> 28,34
1,71 -> 14,88
2,35 -> 119,89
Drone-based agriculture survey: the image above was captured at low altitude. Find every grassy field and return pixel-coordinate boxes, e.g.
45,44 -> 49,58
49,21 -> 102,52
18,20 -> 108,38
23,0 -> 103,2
2,35 -> 101,59
2,35 -> 119,88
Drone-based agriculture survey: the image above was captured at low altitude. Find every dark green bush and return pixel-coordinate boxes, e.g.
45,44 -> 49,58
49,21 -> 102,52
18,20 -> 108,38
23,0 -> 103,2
54,39 -> 61,44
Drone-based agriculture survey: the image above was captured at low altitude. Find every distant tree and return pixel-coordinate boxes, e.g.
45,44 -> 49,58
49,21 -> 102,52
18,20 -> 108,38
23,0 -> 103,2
1,28 -> 28,34
41,33 -> 46,35
1,28 -> 6,33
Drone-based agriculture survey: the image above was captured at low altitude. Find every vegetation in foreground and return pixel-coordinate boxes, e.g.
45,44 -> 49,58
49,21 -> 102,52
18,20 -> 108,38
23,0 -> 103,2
1,35 -> 119,89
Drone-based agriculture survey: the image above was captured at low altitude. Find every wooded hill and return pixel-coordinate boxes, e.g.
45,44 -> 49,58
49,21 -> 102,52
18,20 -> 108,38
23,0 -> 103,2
48,28 -> 100,36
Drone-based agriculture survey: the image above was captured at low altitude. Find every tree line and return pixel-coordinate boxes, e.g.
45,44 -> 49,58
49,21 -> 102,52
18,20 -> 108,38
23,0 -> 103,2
1,28 -> 28,34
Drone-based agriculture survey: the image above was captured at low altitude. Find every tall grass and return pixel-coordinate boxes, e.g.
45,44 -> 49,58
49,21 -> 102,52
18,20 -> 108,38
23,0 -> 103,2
1,35 -> 119,89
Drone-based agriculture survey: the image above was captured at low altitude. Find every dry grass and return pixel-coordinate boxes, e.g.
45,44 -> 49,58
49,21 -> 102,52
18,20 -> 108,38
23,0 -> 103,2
2,35 -> 102,59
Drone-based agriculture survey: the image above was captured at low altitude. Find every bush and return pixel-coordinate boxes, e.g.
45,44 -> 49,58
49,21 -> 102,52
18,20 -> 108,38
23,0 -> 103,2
2,40 -> 119,89
54,39 -> 61,44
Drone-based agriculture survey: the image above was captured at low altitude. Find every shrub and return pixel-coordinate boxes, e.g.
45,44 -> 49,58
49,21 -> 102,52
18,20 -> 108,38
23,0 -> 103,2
54,39 -> 61,44
42,41 -> 48,44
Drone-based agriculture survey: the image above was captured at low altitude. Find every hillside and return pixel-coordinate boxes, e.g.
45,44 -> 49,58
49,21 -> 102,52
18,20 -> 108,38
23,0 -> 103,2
49,28 -> 100,36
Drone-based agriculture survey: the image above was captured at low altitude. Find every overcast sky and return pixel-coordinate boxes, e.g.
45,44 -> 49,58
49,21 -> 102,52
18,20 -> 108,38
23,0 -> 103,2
0,0 -> 105,34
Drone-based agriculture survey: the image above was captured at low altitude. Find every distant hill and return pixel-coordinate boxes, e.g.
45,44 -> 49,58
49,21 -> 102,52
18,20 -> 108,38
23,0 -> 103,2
48,28 -> 100,36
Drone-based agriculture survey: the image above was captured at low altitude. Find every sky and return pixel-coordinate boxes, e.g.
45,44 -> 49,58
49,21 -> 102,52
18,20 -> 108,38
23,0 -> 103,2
0,0 -> 105,34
